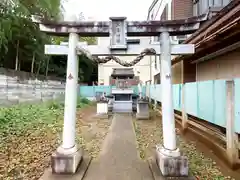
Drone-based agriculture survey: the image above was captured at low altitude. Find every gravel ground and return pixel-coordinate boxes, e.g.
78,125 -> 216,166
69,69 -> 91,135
76,107 -> 111,159
134,113 -> 235,180
1,106 -> 110,180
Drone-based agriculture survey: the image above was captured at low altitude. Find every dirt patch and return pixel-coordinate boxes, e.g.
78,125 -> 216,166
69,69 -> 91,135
76,106 -> 111,158
134,112 -> 235,180
2,105 -> 111,180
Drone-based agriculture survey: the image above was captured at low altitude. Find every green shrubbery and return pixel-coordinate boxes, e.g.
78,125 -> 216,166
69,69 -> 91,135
77,97 -> 91,108
0,97 -> 92,140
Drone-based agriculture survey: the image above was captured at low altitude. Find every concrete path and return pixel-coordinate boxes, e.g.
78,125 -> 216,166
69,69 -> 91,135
84,113 -> 153,180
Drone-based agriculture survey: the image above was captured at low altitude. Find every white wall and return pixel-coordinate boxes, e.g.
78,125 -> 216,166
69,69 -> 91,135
97,37 -> 152,85
98,56 -> 151,85
149,55 -> 177,84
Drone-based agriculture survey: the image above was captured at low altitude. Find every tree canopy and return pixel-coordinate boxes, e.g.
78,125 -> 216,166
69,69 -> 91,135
0,0 -> 98,84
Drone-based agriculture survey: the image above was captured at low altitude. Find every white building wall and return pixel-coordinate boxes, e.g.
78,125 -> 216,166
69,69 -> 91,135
149,54 -> 177,84
97,37 -> 151,85
98,56 -> 151,85
148,0 -> 179,84
150,0 -> 172,21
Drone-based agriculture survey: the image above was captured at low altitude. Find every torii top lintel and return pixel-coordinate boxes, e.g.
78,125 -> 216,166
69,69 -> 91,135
32,14 -> 208,37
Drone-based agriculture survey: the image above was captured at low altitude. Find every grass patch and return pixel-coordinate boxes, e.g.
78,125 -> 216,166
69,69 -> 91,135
0,97 -> 92,180
0,100 -> 63,139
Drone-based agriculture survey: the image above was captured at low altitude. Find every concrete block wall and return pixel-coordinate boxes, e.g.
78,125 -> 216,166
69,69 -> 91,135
0,68 -> 65,106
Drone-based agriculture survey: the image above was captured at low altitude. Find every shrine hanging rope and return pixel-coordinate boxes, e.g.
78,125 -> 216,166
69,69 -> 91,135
78,47 -> 156,67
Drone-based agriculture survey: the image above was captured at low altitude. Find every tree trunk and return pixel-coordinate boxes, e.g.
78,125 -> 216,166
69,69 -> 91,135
45,58 -> 49,77
36,61 -> 42,77
31,53 -> 35,73
15,40 -> 19,71
18,58 -> 21,71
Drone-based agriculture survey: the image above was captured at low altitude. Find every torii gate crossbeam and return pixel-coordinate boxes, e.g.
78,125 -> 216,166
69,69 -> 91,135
45,43 -> 195,56
32,15 -> 207,37
33,14 -> 208,178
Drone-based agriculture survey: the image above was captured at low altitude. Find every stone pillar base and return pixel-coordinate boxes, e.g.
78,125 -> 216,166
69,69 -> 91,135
136,101 -> 149,120
148,157 -> 194,180
155,145 -> 188,177
136,113 -> 149,120
51,146 -> 83,174
97,101 -> 108,114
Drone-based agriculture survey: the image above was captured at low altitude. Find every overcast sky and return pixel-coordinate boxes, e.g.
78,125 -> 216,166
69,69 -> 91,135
63,0 -> 153,21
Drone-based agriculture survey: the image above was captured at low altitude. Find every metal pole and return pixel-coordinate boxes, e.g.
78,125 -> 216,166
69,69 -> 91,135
160,31 -> 176,150
149,56 -> 152,102
61,32 -> 79,149
138,82 -> 142,99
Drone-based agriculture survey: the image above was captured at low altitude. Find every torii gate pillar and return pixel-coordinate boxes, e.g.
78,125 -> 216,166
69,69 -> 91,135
51,15 -> 83,174
155,31 -> 188,176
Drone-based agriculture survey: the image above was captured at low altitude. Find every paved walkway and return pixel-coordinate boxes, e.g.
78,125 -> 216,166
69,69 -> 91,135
84,113 -> 153,180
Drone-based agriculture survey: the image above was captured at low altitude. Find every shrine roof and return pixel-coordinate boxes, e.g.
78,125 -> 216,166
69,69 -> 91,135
111,68 -> 134,76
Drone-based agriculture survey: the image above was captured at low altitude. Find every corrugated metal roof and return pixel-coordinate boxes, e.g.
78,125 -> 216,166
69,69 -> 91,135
111,68 -> 134,76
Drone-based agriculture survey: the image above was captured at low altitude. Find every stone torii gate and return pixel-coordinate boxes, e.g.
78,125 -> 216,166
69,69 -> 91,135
32,14 -> 206,177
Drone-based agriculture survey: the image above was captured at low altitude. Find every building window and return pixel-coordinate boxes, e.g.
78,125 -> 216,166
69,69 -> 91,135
193,0 -> 230,16
154,36 -> 160,42
208,0 -> 214,6
201,0 -> 209,14
222,0 -> 230,6
193,0 -> 200,16
214,0 -> 223,6
212,0 -> 231,7
193,3 -> 198,16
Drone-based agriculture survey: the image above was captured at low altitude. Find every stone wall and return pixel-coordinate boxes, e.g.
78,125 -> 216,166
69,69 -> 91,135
0,68 -> 65,106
